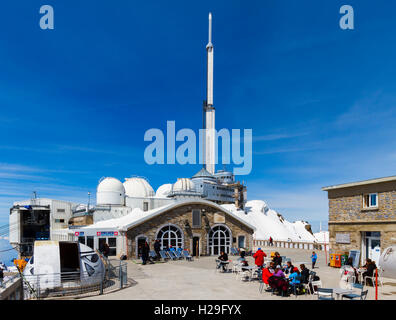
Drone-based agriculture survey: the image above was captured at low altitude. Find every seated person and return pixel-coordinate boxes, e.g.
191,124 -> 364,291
362,258 -> 371,269
169,246 -> 176,253
273,265 -> 285,278
268,265 -> 288,296
299,264 -> 310,284
345,257 -> 354,267
288,268 -> 301,285
262,262 -> 275,285
217,251 -> 229,272
288,267 -> 302,294
363,260 -> 377,286
284,261 -> 294,275
238,250 -> 246,261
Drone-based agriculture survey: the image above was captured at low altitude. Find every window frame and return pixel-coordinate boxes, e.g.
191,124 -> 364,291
192,209 -> 201,228
362,193 -> 378,209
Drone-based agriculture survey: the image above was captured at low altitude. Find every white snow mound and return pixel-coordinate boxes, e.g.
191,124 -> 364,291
221,200 -> 317,242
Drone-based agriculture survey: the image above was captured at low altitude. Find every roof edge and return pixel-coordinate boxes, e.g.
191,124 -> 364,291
322,175 -> 396,191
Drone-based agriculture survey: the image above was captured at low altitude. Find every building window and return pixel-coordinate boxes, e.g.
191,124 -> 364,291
156,225 -> 183,250
143,202 -> 149,211
56,209 -> 65,213
363,193 -> 378,208
192,209 -> 201,227
55,219 -> 65,223
208,225 -> 231,255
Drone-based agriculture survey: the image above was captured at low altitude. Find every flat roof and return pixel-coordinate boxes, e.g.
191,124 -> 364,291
322,175 -> 396,191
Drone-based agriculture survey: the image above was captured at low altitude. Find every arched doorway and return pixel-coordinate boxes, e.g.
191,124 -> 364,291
156,224 -> 183,250
208,225 -> 231,255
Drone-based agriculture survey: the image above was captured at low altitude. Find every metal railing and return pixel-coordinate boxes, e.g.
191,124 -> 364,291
253,239 -> 328,251
21,260 -> 129,300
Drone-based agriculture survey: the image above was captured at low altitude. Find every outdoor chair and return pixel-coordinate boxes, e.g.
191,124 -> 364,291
316,288 -> 335,300
149,250 -> 157,259
236,270 -> 251,281
364,267 -> 383,288
310,280 -> 326,299
182,250 -> 193,261
341,283 -> 368,300
234,263 -> 243,279
159,250 -> 170,261
167,251 -> 177,260
174,251 -> 183,259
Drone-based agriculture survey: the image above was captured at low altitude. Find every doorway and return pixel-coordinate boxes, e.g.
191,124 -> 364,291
362,232 -> 381,265
193,237 -> 200,256
238,235 -> 245,249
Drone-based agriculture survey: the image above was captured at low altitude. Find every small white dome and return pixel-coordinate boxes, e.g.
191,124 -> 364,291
155,184 -> 172,198
124,177 -> 155,198
172,178 -> 196,192
96,177 -> 125,205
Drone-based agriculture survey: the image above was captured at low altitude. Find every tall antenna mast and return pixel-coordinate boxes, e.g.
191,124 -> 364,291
203,12 -> 216,174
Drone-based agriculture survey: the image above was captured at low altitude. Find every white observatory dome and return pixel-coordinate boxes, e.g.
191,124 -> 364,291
123,177 -> 155,198
96,177 -> 125,206
155,184 -> 172,198
172,178 -> 196,193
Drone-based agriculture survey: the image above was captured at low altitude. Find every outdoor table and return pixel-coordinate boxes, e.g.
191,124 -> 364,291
357,268 -> 366,283
241,266 -> 256,281
332,288 -> 354,300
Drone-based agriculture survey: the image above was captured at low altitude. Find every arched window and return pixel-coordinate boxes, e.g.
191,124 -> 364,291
156,224 -> 183,250
208,225 -> 231,255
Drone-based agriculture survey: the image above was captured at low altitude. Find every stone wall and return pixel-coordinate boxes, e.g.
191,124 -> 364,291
327,180 -> 396,254
126,203 -> 254,258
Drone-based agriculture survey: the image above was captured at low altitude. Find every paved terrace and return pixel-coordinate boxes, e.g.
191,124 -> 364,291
83,246 -> 396,300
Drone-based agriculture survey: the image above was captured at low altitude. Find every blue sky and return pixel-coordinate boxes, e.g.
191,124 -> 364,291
1,0 -> 396,232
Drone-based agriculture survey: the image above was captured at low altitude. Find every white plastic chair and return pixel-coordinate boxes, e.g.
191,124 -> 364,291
364,267 -> 383,288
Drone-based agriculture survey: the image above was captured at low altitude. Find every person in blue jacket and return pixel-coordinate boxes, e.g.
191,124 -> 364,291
311,251 -> 318,269
288,267 -> 301,295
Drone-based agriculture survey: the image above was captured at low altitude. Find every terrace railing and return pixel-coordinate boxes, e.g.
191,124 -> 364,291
253,239 -> 328,251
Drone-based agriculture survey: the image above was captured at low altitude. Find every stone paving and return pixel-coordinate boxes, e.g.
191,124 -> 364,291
82,246 -> 396,300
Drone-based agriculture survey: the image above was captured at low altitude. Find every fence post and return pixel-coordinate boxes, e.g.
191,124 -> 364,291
100,278 -> 103,295
375,268 -> 378,300
119,260 -> 123,289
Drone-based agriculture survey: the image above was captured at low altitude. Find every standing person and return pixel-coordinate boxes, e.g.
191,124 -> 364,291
141,241 -> 151,265
311,251 -> 318,269
269,236 -> 273,246
154,240 -> 161,261
103,242 -> 110,258
0,266 -> 4,288
272,252 -> 282,268
253,248 -> 267,268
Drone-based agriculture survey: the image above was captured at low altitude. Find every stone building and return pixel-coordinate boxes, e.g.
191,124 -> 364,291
124,200 -> 255,258
322,175 -> 396,265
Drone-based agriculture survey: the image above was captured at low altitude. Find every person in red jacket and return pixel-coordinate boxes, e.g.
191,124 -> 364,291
253,248 -> 267,268
262,262 -> 275,284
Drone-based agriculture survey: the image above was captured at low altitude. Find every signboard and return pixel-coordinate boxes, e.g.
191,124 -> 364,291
336,233 -> 351,244
97,231 -> 119,237
75,231 -> 84,237
214,213 -> 225,224
348,250 -> 360,269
